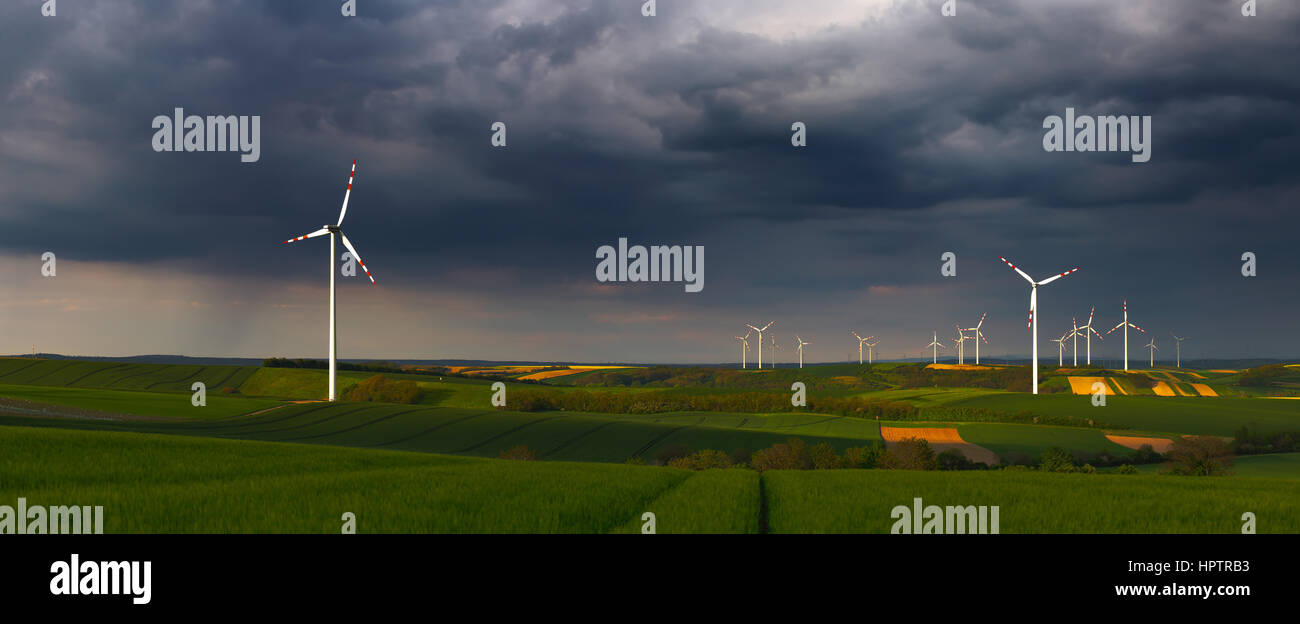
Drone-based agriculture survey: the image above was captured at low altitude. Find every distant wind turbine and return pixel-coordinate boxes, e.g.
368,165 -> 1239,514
1106,301 -> 1145,372
925,332 -> 944,364
953,328 -> 970,365
962,313 -> 989,365
794,335 -> 810,368
1051,332 -> 1067,366
734,332 -> 751,369
865,339 -> 879,364
852,331 -> 873,365
283,160 -> 377,402
1144,338 -> 1159,368
745,321 -> 773,369
998,256 -> 1080,395
1077,307 -> 1104,366
1170,332 -> 1188,368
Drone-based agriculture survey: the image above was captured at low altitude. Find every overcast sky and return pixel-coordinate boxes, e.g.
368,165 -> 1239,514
1,0 -> 1297,363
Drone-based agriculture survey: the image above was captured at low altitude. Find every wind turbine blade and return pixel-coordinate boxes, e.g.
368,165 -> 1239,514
284,228 -> 329,244
338,232 -> 376,284
852,331 -> 862,340
977,312 -> 986,328
998,256 -> 1035,284
1107,321 -> 1124,334
1036,267 -> 1080,286
761,322 -> 774,331
746,324 -> 760,332
336,160 -> 357,226
1130,323 -> 1146,333
1087,307 -> 1095,326
1027,289 -> 1036,330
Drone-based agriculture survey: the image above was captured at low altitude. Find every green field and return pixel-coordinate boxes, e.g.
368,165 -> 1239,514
763,469 -> 1300,533
2,426 -> 1294,533
2,358 -> 1298,533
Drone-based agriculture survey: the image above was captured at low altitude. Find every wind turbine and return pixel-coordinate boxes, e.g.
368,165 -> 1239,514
734,332 -> 751,369
283,160 -> 376,402
769,333 -> 781,368
1106,301 -> 1145,372
1070,317 -> 1080,367
1144,339 -> 1159,368
1170,332 -> 1188,368
925,332 -> 944,364
794,335 -> 810,368
962,313 -> 989,365
1077,307 -> 1104,366
852,331 -> 873,365
953,328 -> 970,365
1051,332 -> 1067,366
865,340 -> 879,364
998,256 -> 1080,395
745,321 -> 773,369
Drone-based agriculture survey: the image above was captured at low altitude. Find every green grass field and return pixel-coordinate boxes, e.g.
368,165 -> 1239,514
2,358 -> 1298,533
763,469 -> 1300,533
3,426 -> 1294,533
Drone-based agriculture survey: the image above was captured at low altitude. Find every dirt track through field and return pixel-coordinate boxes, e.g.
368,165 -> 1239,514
880,426 -> 999,465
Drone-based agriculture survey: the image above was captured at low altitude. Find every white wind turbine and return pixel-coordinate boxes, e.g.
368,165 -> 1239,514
998,256 -> 1080,395
953,328 -> 970,365
1144,338 -> 1159,368
852,331 -> 873,365
1051,332 -> 1067,366
769,332 -> 781,368
746,321 -> 773,369
1170,332 -> 1188,368
865,339 -> 879,364
794,335 -> 810,368
283,160 -> 376,402
925,332 -> 944,364
1076,307 -> 1104,366
1069,317 -> 1081,367
962,313 -> 989,364
734,331 -> 751,369
1106,300 -> 1145,372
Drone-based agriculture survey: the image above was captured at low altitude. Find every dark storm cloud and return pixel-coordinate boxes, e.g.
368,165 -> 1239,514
0,0 -> 1297,360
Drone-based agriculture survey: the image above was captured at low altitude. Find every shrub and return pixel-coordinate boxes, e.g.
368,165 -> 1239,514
936,448 -> 979,471
668,449 -> 734,471
498,445 -> 540,461
810,443 -> 842,470
1038,446 -> 1076,473
1165,436 -> 1234,476
341,374 -> 421,404
653,444 -> 690,466
1116,464 -> 1139,475
842,443 -> 885,469
751,438 -> 813,472
878,438 -> 937,471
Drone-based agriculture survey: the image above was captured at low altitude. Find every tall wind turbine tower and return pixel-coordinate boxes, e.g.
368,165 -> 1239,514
745,321 -> 773,369
852,331 -> 873,365
283,160 -> 377,401
1051,333 -> 1067,366
998,256 -> 1080,395
1077,307 -> 1103,366
963,313 -> 988,365
1170,332 -> 1188,368
734,332 -> 751,369
925,332 -> 944,364
1144,339 -> 1159,368
1106,301 -> 1145,372
794,335 -> 810,368
865,340 -> 879,364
